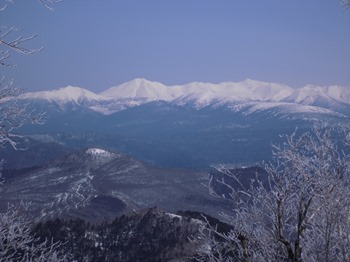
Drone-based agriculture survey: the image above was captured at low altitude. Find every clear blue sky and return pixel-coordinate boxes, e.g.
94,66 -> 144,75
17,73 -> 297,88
2,0 -> 350,92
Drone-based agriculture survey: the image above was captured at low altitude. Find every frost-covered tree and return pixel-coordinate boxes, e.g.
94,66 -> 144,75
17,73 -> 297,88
343,0 -> 350,9
0,79 -> 44,151
0,1 -> 68,261
0,203 -> 70,261
0,0 -> 62,150
196,126 -> 350,261
1,0 -> 62,65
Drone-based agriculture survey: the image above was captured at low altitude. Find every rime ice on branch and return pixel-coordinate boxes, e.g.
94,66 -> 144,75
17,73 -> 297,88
197,126 -> 350,261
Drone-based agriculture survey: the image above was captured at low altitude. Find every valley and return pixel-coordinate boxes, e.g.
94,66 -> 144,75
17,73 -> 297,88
1,78 -> 349,222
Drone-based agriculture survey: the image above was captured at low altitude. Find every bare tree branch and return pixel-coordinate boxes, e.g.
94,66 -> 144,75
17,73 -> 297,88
0,203 -> 70,261
37,0 -> 63,11
0,78 -> 45,150
0,1 -> 66,260
0,26 -> 43,54
0,0 -> 58,66
342,0 -> 350,9
198,126 -> 350,261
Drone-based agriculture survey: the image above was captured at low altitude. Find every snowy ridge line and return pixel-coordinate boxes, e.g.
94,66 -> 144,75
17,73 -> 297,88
13,78 -> 350,117
19,78 -> 350,105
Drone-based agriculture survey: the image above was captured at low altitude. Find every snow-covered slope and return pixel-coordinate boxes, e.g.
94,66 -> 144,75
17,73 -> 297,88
21,86 -> 106,104
17,78 -> 350,116
0,147 -> 223,221
20,79 -> 350,105
100,78 -> 294,103
100,78 -> 178,101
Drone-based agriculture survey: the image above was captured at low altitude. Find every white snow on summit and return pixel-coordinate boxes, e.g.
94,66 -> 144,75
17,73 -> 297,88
21,86 -> 106,104
86,148 -> 110,155
21,79 -> 350,106
85,148 -> 118,162
100,78 -> 295,103
18,78 -> 350,116
100,78 -> 179,101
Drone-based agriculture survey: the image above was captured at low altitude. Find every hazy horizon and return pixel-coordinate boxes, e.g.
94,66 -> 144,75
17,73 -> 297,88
2,0 -> 350,92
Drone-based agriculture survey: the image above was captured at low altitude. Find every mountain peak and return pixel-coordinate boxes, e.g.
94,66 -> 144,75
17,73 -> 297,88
20,85 -> 103,104
17,79 -> 350,115
85,147 -> 115,157
58,85 -> 89,94
100,78 -> 172,100
99,78 -> 296,103
241,78 -> 265,85
131,78 -> 159,85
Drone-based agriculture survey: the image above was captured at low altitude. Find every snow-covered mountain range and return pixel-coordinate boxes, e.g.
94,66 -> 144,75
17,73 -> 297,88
18,78 -> 350,116
3,78 -> 349,169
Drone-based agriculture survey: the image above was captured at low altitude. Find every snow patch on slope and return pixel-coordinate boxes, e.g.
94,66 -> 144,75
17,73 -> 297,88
282,85 -> 350,106
86,148 -> 110,155
243,101 -> 342,116
85,148 -> 118,163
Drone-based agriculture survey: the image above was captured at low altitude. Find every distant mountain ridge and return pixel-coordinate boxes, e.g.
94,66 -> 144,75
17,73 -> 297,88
0,147 -> 230,221
2,78 -> 350,170
18,78 -> 350,116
